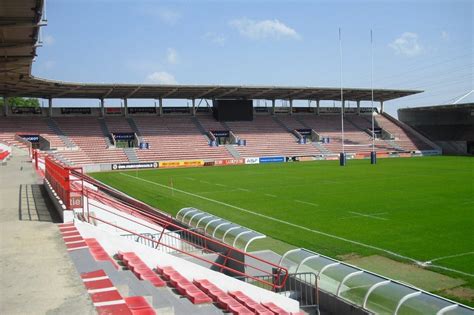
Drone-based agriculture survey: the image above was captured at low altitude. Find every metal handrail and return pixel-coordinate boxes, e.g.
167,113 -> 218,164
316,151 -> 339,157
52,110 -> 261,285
87,213 -> 287,290
83,189 -> 288,290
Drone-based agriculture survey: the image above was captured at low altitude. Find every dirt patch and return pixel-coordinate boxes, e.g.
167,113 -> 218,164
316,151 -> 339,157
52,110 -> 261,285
344,255 -> 465,292
337,252 -> 363,261
442,287 -> 474,303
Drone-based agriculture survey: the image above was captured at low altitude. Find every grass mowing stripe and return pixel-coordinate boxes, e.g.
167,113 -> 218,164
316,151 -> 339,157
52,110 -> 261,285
118,171 -> 474,278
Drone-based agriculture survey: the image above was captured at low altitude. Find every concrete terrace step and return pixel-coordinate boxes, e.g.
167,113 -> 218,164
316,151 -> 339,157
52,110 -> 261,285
123,147 -> 140,163
225,144 -> 241,158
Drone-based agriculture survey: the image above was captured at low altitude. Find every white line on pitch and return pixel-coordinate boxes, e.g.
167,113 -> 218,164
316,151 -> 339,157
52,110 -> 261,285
237,188 -> 250,192
185,177 -> 196,181
294,200 -> 319,207
200,180 -> 212,184
345,211 -> 388,221
265,194 -> 277,198
119,173 -> 473,278
215,183 -> 227,187
426,251 -> 474,263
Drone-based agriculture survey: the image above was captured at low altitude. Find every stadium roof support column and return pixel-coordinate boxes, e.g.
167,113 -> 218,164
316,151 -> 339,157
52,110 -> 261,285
159,98 -> 163,116
100,98 -> 105,117
48,98 -> 53,117
380,101 -> 384,113
192,98 -> 196,116
3,97 -> 9,117
124,98 -> 128,117
289,99 -> 293,115
357,100 -> 360,115
272,99 -> 275,115
316,100 -> 320,115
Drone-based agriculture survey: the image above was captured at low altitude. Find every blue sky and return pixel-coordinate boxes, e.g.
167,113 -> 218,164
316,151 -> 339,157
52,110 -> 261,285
33,0 -> 473,116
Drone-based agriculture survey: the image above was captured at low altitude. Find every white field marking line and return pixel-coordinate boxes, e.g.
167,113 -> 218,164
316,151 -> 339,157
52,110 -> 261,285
341,212 -> 389,221
237,188 -> 250,192
265,194 -> 277,198
199,189 -> 240,195
215,183 -> 227,187
200,180 -> 212,184
425,251 -> 474,264
120,173 -> 474,277
185,177 -> 196,181
294,200 -> 319,207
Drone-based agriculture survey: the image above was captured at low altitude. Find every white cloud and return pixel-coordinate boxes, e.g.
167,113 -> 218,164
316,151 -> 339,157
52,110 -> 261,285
229,18 -> 301,40
441,31 -> 450,41
156,8 -> 181,25
389,32 -> 423,57
147,71 -> 177,84
204,32 -> 226,46
166,48 -> 179,64
43,34 -> 55,45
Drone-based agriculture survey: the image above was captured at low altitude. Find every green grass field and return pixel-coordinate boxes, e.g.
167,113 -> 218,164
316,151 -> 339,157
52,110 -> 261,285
91,156 -> 474,303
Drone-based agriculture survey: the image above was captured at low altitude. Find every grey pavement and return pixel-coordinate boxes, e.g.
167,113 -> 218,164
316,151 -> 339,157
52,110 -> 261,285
0,147 -> 95,315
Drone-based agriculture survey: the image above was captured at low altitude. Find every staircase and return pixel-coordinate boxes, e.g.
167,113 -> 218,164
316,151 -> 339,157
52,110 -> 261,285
123,147 -> 140,163
312,142 -> 332,154
46,118 -> 76,148
224,144 -> 241,158
294,116 -> 312,129
126,118 -> 143,143
272,116 -> 293,133
191,117 -> 211,142
98,118 -> 113,147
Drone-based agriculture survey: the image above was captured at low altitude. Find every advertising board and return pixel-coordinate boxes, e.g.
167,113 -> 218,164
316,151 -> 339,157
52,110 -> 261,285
259,156 -> 285,163
111,162 -> 158,170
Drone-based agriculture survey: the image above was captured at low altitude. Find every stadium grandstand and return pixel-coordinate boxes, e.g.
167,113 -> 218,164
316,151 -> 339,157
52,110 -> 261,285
1,1 -> 472,315
398,103 -> 474,155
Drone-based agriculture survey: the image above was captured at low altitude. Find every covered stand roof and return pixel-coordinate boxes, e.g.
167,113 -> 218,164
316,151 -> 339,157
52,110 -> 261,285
1,0 -> 422,102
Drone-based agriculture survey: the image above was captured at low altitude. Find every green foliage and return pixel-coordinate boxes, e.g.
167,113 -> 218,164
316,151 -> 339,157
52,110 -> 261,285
0,97 -> 40,108
91,156 -> 474,298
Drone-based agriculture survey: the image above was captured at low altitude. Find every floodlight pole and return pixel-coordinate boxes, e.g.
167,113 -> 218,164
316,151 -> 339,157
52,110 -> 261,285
370,29 -> 377,165
339,28 -> 346,166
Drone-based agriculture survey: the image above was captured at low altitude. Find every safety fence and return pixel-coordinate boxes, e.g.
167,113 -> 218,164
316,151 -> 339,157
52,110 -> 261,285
40,154 -> 289,290
81,187 -> 289,290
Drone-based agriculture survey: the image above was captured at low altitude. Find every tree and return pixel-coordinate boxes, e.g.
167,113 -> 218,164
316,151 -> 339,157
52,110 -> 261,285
0,97 -> 40,107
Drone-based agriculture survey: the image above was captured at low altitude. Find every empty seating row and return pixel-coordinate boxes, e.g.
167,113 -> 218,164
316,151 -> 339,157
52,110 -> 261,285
226,116 -> 321,157
117,251 -> 166,288
133,116 -> 233,162
84,238 -> 120,269
0,117 -> 66,149
80,269 -> 156,315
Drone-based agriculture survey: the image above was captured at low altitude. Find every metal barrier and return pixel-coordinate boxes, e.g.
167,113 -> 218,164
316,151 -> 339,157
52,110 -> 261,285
82,188 -> 289,290
43,155 -> 83,209
236,272 -> 319,309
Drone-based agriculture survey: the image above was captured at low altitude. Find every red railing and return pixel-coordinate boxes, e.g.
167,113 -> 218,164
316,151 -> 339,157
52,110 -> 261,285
44,155 -> 289,290
44,156 -> 83,209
